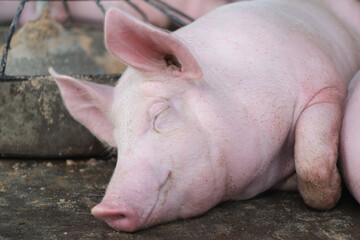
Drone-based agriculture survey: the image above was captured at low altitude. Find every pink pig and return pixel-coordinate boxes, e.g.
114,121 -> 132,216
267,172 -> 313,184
0,0 -> 236,27
50,0 -> 360,232
341,72 -> 360,203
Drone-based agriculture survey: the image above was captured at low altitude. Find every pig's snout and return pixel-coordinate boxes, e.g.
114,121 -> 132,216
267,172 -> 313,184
91,162 -> 176,231
91,202 -> 140,232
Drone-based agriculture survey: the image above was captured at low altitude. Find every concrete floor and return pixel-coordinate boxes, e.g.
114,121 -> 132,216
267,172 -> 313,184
0,158 -> 359,240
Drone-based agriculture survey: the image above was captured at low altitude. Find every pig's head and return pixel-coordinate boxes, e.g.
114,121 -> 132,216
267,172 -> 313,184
50,8 -> 228,232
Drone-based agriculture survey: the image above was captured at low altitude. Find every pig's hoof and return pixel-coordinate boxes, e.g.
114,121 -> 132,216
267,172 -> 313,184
298,168 -> 341,210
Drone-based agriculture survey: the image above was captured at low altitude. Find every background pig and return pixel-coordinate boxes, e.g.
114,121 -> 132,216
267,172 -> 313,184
341,71 -> 360,203
50,0 -> 360,232
0,0 -> 239,27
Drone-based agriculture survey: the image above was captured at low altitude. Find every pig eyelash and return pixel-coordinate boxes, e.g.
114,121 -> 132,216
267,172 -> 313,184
164,54 -> 182,70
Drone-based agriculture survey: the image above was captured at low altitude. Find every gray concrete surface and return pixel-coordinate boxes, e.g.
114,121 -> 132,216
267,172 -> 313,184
0,77 -> 120,158
0,158 -> 359,240
0,24 -> 122,158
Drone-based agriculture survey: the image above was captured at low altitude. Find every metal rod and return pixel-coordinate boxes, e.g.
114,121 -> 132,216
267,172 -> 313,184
144,0 -> 188,26
0,0 -> 27,76
62,0 -> 73,24
0,74 -> 121,82
153,0 -> 194,22
125,0 -> 148,22
95,0 -> 106,14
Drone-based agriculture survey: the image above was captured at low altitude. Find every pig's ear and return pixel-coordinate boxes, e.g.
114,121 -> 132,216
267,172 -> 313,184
104,8 -> 202,80
49,68 -> 116,147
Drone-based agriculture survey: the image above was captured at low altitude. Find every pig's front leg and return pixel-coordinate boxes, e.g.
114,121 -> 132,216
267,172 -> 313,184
295,99 -> 342,210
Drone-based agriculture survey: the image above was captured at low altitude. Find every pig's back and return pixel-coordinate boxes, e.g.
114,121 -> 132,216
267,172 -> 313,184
172,0 -> 360,197
177,0 -> 360,85
175,0 -> 360,130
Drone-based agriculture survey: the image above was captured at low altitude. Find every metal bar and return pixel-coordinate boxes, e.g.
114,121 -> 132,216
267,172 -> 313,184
0,0 -> 27,76
62,0 -> 73,24
125,0 -> 148,22
144,0 -> 187,26
0,74 -> 121,82
95,0 -> 106,14
153,0 -> 194,22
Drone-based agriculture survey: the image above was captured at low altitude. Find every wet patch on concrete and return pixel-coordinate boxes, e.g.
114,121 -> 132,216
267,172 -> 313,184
0,158 -> 359,240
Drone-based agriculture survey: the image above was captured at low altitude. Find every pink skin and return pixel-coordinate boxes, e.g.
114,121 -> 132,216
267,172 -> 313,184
0,0 -> 238,27
50,0 -> 360,232
0,2 -> 19,22
341,71 -> 360,203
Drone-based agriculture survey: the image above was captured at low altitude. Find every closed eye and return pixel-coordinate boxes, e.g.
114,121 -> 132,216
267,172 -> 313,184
153,107 -> 169,133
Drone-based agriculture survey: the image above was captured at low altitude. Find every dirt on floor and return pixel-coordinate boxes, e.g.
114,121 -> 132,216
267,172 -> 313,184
0,158 -> 359,240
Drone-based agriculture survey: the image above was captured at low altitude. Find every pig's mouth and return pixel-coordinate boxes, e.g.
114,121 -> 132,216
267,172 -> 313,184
142,171 -> 174,227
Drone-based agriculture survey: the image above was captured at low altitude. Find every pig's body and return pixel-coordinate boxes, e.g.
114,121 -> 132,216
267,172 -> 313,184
341,72 -> 360,203
51,0 -> 360,232
170,0 -> 360,198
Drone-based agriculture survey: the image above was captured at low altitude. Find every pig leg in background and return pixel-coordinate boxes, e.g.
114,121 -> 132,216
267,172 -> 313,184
341,71 -> 360,204
295,99 -> 343,209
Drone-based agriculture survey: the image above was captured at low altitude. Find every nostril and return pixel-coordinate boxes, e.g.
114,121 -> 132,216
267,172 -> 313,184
91,202 -> 140,232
